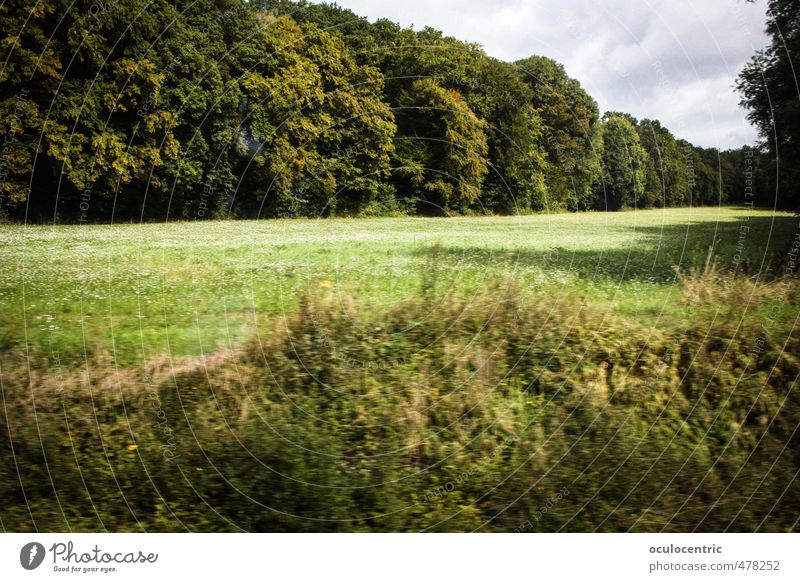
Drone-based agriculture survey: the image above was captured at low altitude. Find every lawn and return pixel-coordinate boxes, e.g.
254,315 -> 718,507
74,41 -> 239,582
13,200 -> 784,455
1,206 -> 796,367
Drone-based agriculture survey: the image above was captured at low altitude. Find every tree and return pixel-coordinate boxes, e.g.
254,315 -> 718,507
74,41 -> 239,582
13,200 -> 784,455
0,0 -> 62,215
596,114 -> 649,210
683,142 -> 724,206
719,146 -> 766,204
0,0 -> 752,220
451,56 -> 548,213
636,119 -> 690,207
737,0 -> 800,209
393,78 -> 489,212
1,0 -> 185,220
515,55 -> 602,210
260,5 -> 550,213
235,15 -> 396,217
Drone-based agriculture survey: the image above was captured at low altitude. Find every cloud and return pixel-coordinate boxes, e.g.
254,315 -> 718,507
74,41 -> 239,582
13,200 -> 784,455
312,0 -> 769,149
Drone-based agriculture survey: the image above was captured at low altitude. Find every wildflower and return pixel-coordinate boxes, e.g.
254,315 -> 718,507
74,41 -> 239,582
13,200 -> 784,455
320,280 -> 333,288
127,444 -> 138,451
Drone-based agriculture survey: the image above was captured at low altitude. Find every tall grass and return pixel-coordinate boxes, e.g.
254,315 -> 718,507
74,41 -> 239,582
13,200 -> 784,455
1,269 -> 797,532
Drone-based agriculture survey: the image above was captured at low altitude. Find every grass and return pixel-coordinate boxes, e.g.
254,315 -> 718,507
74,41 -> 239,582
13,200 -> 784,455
1,207 -> 796,367
1,206 -> 799,532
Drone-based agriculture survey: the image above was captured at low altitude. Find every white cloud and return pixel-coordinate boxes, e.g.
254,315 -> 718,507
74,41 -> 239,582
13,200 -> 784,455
314,0 -> 769,149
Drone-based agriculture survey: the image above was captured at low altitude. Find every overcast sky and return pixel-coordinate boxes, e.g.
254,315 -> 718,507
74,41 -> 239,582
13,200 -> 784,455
315,0 -> 769,149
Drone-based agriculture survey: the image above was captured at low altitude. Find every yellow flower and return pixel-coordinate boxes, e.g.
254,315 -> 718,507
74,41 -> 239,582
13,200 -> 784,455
320,280 -> 332,288
127,444 -> 138,451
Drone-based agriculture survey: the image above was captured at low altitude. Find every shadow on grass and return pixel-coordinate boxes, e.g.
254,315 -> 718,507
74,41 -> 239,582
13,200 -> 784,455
415,213 -> 799,282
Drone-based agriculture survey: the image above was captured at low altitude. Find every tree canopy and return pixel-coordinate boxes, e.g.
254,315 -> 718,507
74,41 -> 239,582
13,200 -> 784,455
0,0 -> 759,221
737,0 -> 800,209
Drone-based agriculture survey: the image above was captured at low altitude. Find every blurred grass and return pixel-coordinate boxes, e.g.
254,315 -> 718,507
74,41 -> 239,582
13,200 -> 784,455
1,271 -> 798,532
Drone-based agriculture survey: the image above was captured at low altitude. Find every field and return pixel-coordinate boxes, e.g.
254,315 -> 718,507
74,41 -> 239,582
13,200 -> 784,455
1,207 -> 799,532
2,207 -> 797,366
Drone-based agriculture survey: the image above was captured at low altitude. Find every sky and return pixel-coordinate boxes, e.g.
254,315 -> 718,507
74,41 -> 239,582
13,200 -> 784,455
314,0 -> 770,149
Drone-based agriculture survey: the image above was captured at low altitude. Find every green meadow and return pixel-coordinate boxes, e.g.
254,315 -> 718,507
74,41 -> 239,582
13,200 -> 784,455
1,207 -> 796,367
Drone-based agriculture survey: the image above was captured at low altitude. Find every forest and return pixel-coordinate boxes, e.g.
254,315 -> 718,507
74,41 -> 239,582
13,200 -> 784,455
0,0 -> 777,222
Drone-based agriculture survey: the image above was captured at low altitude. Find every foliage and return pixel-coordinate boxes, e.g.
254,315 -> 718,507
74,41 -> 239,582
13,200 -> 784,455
596,114 -> 649,210
0,0 -> 751,220
737,0 -> 800,210
636,118 -> 690,207
235,14 -> 396,216
1,268 -> 797,532
393,78 -> 489,212
515,55 -> 601,210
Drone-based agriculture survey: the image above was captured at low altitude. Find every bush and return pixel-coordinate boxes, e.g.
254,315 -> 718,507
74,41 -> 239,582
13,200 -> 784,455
1,273 -> 797,531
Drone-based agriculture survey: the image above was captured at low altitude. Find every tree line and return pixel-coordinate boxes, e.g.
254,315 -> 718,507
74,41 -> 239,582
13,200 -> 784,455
0,0 -> 782,221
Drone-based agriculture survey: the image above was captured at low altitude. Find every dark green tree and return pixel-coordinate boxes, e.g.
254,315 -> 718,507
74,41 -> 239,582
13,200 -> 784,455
515,55 -> 602,210
0,0 -> 755,220
597,114 -> 649,210
393,78 -> 489,212
235,14 -> 396,217
737,0 -> 800,209
636,119 -> 691,207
